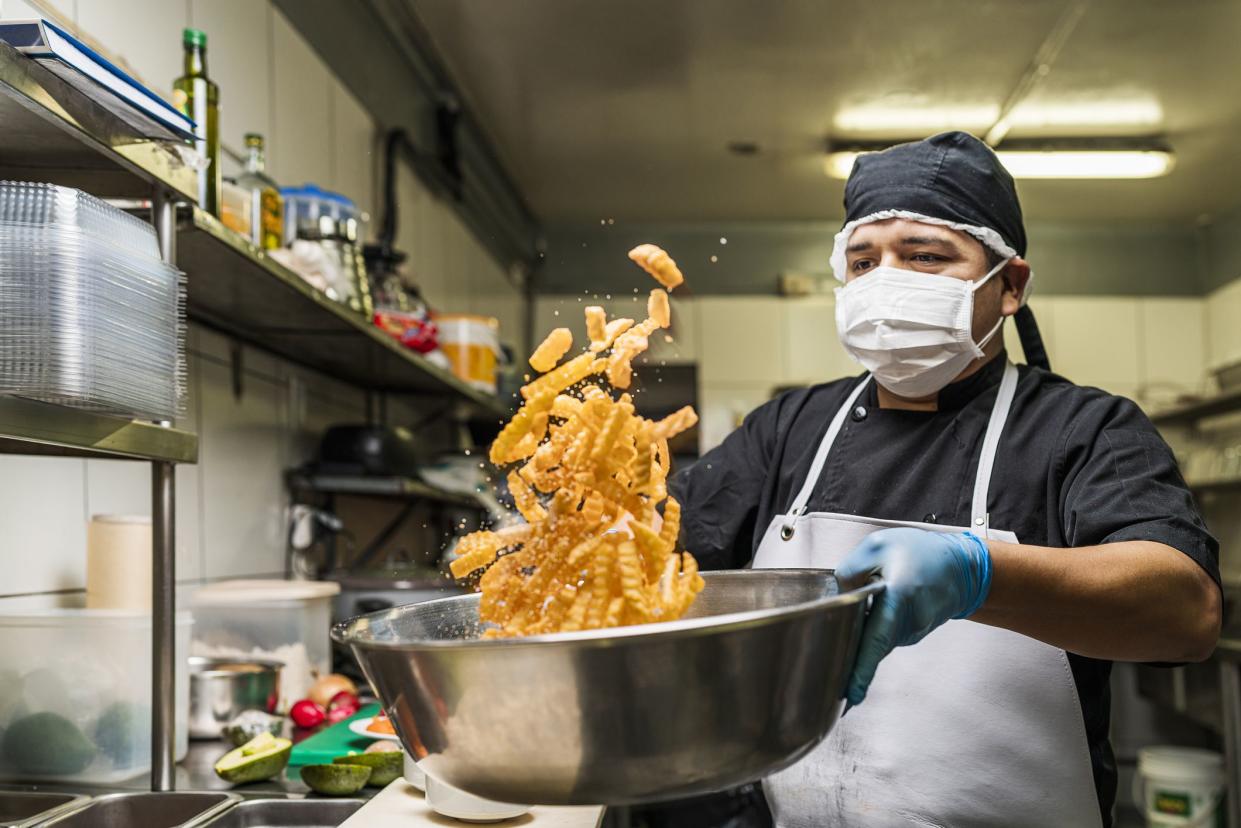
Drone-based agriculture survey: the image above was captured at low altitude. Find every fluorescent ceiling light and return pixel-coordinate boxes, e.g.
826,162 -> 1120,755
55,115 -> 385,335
1008,100 -> 1162,129
833,104 -> 998,133
833,98 -> 1162,133
824,147 -> 1174,180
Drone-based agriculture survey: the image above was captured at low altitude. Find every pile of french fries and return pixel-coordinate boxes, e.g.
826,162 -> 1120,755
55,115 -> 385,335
450,244 -> 704,637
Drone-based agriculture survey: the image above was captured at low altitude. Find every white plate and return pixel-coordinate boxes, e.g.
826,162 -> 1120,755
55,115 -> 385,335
425,774 -> 529,821
348,716 -> 401,742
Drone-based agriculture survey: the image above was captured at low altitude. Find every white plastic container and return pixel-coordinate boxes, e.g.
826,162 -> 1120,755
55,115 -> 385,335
188,580 -> 339,713
0,608 -> 192,784
1135,746 -> 1225,827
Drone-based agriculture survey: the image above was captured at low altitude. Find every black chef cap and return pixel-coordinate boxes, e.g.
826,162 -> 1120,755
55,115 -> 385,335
841,131 -> 1026,259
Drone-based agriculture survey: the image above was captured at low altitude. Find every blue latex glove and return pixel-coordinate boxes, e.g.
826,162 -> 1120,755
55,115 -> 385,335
837,527 -> 992,707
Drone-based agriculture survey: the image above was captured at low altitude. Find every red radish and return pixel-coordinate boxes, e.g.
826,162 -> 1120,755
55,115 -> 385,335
329,690 -> 360,714
289,699 -> 326,728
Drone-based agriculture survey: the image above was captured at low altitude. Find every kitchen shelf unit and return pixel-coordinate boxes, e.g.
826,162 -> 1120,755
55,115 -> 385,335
286,470 -> 483,508
0,42 -> 199,793
1151,388 -> 1241,428
178,208 -> 511,420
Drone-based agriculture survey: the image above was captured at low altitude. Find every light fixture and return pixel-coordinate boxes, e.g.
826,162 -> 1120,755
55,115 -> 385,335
832,98 -> 1162,134
824,140 -> 1175,180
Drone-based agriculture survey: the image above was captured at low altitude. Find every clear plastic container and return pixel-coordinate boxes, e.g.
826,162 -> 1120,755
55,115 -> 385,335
278,184 -> 359,247
0,181 -> 186,419
0,609 -> 192,784
187,580 -> 339,713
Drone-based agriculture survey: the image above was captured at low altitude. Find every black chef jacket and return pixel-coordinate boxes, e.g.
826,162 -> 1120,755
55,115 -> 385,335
669,352 -> 1220,826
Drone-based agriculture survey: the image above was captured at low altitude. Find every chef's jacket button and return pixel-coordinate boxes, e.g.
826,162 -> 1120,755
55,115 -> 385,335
851,405 -> 868,422
923,513 -> 938,524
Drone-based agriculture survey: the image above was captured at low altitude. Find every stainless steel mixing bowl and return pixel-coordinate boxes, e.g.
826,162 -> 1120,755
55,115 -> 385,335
332,569 -> 880,805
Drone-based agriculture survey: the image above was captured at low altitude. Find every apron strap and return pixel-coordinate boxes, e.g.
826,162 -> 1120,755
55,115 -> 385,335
970,361 -> 1019,537
782,376 -> 871,537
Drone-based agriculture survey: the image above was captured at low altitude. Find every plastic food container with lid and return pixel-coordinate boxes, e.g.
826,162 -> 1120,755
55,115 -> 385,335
278,184 -> 360,246
436,314 -> 500,393
0,607 -> 192,783
187,579 -> 340,713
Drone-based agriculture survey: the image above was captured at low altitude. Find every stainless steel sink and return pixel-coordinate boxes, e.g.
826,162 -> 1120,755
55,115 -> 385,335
0,791 -> 88,827
200,799 -> 364,827
37,792 -> 239,827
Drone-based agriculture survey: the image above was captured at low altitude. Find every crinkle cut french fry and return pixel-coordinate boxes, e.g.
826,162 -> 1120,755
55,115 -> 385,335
628,244 -> 685,290
590,317 -> 635,353
449,531 -> 504,578
648,289 -> 671,329
651,405 -> 698,441
508,470 -> 547,523
607,350 -> 634,389
521,352 -> 601,400
551,394 -> 583,419
530,327 -> 573,373
585,306 -> 607,343
490,391 -> 554,465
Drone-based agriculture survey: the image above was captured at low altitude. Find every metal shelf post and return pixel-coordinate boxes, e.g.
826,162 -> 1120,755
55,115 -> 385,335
151,189 -> 178,792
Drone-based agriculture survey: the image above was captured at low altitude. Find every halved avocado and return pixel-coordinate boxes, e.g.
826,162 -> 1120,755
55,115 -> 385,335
213,732 -> 292,785
333,750 -> 402,786
301,762 -> 371,795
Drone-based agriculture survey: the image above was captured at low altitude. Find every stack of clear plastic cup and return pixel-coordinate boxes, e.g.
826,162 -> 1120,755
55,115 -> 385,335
0,181 -> 186,420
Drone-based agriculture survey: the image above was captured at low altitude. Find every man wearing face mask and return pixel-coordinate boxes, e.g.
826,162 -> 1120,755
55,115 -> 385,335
669,131 -> 1221,828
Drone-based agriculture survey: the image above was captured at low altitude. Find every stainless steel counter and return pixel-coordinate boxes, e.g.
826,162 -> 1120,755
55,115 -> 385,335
0,740 -> 378,802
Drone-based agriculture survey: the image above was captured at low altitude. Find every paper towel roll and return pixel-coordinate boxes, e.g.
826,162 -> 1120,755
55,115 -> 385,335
86,515 -> 152,610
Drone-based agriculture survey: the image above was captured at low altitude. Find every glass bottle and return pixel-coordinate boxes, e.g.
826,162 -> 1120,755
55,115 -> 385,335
235,133 -> 283,249
172,28 -> 220,216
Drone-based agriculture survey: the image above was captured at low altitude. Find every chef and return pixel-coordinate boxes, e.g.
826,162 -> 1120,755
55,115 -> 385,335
670,131 -> 1221,827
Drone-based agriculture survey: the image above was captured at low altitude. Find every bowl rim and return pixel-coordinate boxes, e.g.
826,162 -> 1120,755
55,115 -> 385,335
331,569 -> 882,651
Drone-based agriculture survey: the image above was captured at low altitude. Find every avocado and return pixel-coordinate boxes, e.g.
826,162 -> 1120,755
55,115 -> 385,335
2,712 -> 96,775
223,710 -> 283,747
214,732 -> 293,785
93,702 -> 150,765
300,762 -> 371,795
333,750 -> 402,786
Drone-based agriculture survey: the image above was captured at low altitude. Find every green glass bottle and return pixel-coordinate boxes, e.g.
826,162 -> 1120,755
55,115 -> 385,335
172,28 -> 220,215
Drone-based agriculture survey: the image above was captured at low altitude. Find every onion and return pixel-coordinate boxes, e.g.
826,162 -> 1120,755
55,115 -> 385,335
308,673 -> 358,708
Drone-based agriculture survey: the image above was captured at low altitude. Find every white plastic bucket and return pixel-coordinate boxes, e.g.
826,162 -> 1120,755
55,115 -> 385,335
1134,746 -> 1225,828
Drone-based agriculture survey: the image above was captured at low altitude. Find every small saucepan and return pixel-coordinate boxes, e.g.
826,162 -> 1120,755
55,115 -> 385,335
188,656 -> 282,740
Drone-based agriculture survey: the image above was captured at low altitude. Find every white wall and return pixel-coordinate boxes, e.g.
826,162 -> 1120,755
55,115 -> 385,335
536,292 -> 1216,454
0,0 -> 523,600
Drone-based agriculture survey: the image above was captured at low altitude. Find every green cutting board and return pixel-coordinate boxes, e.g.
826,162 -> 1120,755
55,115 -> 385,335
288,703 -> 386,767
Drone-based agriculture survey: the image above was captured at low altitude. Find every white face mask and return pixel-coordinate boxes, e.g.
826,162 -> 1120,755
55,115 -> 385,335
834,258 -> 1010,398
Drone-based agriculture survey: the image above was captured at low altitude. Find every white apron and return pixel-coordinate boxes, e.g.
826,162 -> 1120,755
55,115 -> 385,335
753,363 -> 1103,828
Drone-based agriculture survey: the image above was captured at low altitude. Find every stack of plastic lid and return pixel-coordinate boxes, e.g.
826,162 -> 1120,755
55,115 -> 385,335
0,181 -> 186,420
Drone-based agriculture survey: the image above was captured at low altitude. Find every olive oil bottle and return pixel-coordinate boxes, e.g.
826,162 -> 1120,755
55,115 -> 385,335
172,28 -> 220,215
235,133 -> 283,249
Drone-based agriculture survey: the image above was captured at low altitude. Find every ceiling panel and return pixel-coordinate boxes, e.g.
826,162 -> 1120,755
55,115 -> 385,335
410,0 -> 1241,223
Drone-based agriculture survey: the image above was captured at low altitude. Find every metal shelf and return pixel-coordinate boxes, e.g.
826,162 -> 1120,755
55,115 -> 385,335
0,43 -> 196,200
1187,477 -> 1241,496
287,470 -> 482,508
179,208 -> 510,419
0,396 -> 197,462
1150,389 -> 1241,427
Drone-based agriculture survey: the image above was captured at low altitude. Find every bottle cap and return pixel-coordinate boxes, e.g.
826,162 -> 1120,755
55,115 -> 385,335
183,28 -> 207,47
244,133 -> 265,149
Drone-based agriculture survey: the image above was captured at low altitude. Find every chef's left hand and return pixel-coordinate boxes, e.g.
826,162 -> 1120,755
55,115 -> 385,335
837,528 -> 992,707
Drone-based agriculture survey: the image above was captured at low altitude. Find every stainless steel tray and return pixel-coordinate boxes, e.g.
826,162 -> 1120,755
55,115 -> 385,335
37,792 -> 240,827
199,798 -> 364,827
0,791 -> 88,827
335,569 -> 880,805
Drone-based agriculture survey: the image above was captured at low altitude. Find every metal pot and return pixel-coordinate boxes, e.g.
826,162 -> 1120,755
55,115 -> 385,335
188,657 -> 282,740
332,569 -> 880,805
